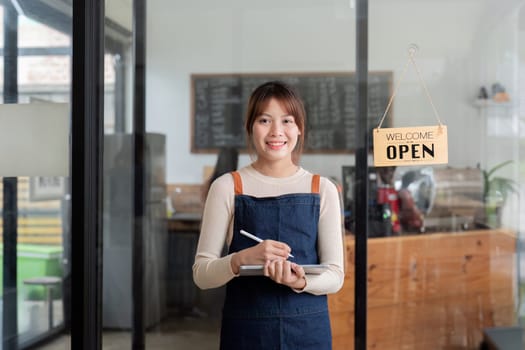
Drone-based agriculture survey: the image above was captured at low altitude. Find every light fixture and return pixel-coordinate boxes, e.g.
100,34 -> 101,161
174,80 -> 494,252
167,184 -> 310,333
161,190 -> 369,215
0,103 -> 69,176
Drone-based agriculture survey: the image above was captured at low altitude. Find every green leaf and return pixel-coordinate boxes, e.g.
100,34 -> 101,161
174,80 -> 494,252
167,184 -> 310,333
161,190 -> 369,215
483,160 -> 517,203
486,160 -> 513,178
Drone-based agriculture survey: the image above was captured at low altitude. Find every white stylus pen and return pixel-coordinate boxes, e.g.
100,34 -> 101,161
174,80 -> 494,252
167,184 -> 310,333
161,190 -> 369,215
240,229 -> 294,258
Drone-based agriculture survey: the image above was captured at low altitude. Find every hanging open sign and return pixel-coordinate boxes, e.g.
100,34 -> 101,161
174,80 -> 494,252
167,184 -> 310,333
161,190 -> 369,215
373,125 -> 448,166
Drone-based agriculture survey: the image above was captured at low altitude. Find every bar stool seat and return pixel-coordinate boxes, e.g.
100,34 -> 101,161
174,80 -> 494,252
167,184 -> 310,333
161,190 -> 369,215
23,276 -> 61,330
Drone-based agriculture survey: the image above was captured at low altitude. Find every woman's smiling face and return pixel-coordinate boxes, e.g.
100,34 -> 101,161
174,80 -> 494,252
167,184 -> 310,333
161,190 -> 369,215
251,98 -> 301,165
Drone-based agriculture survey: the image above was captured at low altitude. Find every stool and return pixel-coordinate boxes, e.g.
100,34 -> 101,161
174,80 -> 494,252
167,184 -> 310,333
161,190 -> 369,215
23,276 -> 61,330
481,326 -> 524,350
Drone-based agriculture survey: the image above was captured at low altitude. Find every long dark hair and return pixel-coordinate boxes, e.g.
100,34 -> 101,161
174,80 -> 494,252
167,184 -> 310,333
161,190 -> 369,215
210,146 -> 239,184
202,147 -> 239,201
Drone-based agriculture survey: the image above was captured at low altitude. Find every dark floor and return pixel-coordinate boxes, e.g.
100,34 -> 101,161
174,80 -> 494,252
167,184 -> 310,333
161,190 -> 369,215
33,284 -> 226,349
37,314 -> 221,350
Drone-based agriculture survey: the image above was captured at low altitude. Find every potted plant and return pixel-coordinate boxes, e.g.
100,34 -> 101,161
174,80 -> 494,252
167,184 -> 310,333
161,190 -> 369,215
481,160 -> 518,227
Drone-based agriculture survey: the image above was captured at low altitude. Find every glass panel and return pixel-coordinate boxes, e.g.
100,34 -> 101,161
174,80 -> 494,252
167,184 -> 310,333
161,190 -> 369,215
363,1 -> 524,349
0,3 -> 71,349
145,1 -> 355,349
102,1 -> 133,349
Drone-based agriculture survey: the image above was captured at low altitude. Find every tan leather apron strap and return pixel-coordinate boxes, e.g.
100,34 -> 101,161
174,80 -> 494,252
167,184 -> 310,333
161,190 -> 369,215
231,171 -> 243,195
311,174 -> 320,194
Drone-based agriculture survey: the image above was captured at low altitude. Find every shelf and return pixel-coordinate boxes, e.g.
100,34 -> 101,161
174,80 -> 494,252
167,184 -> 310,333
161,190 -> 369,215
473,99 -> 514,108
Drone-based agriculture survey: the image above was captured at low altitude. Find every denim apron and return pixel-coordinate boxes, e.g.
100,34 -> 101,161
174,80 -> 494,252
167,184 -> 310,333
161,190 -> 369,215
220,171 -> 331,350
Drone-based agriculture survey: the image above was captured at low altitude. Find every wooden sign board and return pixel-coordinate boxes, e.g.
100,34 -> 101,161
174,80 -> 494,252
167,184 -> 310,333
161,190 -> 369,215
373,125 -> 448,166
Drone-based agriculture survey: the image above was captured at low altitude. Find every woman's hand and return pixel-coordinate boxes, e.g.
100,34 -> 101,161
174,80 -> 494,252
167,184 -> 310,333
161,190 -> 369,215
264,260 -> 306,290
230,240 -> 292,274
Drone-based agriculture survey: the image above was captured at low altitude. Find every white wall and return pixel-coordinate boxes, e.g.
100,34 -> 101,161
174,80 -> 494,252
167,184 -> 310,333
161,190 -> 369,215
145,0 -> 522,185
468,4 -> 523,231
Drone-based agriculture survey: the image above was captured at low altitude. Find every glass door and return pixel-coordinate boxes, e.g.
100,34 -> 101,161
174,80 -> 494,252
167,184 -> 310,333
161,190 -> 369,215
0,1 -> 72,349
343,0 -> 524,349
101,2 -> 134,349
141,1 -> 357,349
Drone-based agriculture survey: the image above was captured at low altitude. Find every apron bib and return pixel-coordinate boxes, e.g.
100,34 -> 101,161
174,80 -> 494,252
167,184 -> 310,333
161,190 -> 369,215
220,171 -> 331,350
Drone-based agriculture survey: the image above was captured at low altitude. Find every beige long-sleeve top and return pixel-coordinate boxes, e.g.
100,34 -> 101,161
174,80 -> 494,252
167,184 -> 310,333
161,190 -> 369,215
192,165 -> 345,295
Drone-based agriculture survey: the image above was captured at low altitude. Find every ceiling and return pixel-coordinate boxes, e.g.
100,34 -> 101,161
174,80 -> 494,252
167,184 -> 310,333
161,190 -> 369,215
8,0 -> 132,52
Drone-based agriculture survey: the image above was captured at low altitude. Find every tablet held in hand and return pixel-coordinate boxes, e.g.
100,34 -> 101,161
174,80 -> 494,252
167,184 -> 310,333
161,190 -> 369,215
239,264 -> 330,276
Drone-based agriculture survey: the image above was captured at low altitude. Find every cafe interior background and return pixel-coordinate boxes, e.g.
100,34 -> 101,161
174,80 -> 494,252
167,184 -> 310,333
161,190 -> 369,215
1,0 -> 525,349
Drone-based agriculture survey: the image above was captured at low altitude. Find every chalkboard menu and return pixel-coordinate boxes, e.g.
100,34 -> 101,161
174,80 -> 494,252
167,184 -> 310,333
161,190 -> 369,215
191,72 -> 392,153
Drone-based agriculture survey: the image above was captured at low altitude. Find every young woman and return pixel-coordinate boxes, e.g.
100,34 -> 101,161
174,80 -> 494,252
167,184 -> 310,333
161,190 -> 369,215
193,81 -> 344,350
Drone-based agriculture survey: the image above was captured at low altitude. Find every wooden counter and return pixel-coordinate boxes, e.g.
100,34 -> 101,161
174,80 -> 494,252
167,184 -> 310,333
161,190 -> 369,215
167,212 -> 202,232
166,213 -> 201,309
328,229 -> 517,349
